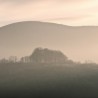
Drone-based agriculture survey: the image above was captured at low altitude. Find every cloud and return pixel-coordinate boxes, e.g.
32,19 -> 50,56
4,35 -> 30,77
0,0 -> 98,26
0,0 -> 32,3
0,0 -> 90,4
0,0 -> 34,5
47,15 -> 90,21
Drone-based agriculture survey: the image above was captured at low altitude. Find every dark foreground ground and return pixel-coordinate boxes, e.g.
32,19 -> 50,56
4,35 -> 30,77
0,63 -> 98,98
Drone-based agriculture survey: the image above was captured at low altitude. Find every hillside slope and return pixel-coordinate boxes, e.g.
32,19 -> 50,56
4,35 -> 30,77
0,21 -> 98,62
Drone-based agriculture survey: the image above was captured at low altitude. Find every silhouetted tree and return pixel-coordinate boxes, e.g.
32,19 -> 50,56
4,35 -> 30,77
30,47 -> 68,64
9,56 -> 17,63
20,56 -> 30,63
0,58 -> 8,63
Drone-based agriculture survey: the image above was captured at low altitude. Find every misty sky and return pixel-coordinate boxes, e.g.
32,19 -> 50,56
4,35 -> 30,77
0,0 -> 98,26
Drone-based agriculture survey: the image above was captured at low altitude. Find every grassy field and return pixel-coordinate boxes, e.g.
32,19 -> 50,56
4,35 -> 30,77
0,63 -> 98,98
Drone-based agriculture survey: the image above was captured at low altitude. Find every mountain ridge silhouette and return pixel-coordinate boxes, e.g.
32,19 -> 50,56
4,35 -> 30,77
0,21 -> 98,62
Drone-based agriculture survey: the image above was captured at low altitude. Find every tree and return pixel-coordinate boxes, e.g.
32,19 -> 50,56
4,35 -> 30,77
9,56 -> 17,63
0,58 -> 8,63
30,47 -> 68,64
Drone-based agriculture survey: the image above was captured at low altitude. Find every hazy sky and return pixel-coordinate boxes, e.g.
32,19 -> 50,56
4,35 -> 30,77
0,0 -> 98,26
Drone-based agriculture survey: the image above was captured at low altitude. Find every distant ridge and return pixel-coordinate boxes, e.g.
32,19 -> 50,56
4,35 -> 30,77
0,21 -> 71,28
0,21 -> 98,62
0,21 -> 98,28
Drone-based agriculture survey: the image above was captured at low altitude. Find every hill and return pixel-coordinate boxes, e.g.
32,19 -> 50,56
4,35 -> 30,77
0,21 -> 98,62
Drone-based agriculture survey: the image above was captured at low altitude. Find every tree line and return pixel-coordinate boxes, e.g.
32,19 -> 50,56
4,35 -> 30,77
0,47 -> 73,64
